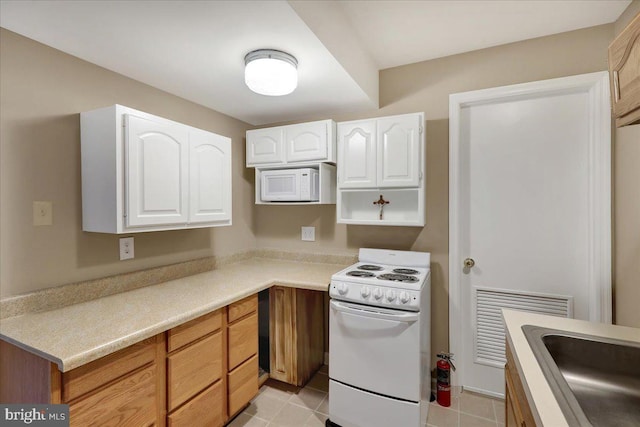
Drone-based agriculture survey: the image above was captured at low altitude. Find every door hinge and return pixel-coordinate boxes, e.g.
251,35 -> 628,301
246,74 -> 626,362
419,125 -> 424,134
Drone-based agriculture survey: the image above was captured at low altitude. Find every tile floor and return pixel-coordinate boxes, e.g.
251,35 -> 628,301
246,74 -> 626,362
227,366 -> 505,427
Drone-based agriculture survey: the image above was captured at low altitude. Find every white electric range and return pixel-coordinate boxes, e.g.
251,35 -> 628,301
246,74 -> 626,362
327,248 -> 431,427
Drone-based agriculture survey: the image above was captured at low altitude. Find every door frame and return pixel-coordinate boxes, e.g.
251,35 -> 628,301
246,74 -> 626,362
448,71 -> 612,390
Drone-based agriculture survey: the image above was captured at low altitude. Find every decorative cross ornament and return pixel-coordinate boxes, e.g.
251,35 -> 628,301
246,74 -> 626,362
373,195 -> 389,220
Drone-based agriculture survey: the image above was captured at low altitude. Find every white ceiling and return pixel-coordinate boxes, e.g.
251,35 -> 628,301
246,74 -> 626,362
0,0 -> 631,125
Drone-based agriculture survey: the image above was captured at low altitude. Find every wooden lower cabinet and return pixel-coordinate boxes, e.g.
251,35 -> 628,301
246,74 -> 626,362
505,340 -> 537,427
269,286 -> 324,386
226,295 -> 260,418
0,292 -> 264,426
228,354 -> 259,416
167,331 -> 223,411
167,381 -> 224,427
69,364 -> 158,427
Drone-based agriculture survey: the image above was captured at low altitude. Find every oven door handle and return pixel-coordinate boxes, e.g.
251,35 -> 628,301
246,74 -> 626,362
330,300 -> 419,322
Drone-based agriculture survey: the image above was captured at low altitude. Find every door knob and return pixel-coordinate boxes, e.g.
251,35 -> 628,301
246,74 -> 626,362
464,258 -> 475,268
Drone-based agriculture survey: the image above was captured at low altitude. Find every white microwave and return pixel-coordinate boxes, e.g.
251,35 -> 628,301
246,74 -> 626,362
261,168 -> 319,202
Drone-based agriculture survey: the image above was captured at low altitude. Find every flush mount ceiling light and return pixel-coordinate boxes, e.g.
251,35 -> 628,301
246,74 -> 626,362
244,49 -> 298,96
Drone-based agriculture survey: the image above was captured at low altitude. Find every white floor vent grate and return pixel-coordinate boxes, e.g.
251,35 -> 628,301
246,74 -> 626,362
474,287 -> 573,367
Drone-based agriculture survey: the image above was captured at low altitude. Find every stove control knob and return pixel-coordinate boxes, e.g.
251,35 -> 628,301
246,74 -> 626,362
373,288 -> 384,300
337,283 -> 348,295
399,291 -> 411,304
361,286 -> 371,298
386,290 -> 397,302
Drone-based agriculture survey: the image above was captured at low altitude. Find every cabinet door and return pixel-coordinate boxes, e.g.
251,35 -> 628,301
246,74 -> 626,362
188,129 -> 232,224
284,121 -> 328,163
338,120 -> 377,188
167,381 -> 224,427
246,127 -> 284,166
269,286 -> 295,384
608,13 -> 640,127
69,365 -> 157,427
125,114 -> 189,227
377,114 -> 421,188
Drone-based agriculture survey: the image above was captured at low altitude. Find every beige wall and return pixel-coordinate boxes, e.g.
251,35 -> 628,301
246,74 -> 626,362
2,8 -> 635,359
613,1 -> 640,328
254,24 -> 616,358
0,28 -> 256,298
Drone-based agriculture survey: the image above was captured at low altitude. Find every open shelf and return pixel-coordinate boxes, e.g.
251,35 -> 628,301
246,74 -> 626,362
337,188 -> 425,226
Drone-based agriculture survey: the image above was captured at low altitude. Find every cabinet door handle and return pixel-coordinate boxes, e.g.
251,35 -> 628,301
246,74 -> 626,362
613,71 -> 620,102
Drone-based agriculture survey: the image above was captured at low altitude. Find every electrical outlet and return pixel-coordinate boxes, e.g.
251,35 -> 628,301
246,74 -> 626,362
119,237 -> 135,260
301,226 -> 315,242
33,201 -> 53,226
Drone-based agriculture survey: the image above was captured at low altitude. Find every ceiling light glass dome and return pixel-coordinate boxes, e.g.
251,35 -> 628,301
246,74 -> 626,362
244,49 -> 298,96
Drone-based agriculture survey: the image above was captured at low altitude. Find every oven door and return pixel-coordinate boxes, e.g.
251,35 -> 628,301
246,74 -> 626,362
329,299 -> 421,402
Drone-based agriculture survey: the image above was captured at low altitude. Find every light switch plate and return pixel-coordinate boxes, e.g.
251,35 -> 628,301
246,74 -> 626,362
119,237 -> 134,260
301,226 -> 315,242
33,201 -> 53,226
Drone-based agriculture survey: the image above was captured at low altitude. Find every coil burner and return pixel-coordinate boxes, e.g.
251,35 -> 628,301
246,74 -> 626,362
377,273 -> 419,283
393,268 -> 419,275
347,271 -> 376,278
357,264 -> 384,271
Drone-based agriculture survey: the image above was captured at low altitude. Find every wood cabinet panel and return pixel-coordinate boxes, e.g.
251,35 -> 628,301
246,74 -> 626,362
228,312 -> 258,370
609,12 -> 640,127
167,331 -> 223,411
62,337 -> 156,403
167,381 -> 224,427
505,341 -> 537,427
167,309 -> 222,353
69,365 -> 157,427
0,340 -> 61,404
228,294 -> 258,324
228,354 -> 259,416
269,286 -> 324,386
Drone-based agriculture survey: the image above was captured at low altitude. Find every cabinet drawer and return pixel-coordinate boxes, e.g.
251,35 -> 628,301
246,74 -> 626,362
168,331 -> 223,411
62,337 -> 156,403
69,364 -> 157,427
167,380 -> 224,427
228,312 -> 258,370
228,294 -> 258,324
228,354 -> 259,416
167,309 -> 222,353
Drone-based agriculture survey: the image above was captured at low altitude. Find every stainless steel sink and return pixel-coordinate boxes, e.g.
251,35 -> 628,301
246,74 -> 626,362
522,325 -> 640,427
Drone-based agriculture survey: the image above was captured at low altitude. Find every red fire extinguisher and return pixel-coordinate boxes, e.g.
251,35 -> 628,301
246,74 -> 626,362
436,352 -> 456,407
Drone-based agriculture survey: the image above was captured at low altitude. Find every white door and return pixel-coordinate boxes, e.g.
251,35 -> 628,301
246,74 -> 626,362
125,114 -> 189,228
246,127 -> 283,166
188,128 -> 231,224
337,119 -> 377,188
377,114 -> 421,188
285,121 -> 328,163
449,72 -> 611,397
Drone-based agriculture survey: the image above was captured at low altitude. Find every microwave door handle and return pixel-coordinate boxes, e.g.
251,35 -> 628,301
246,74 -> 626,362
330,300 -> 419,323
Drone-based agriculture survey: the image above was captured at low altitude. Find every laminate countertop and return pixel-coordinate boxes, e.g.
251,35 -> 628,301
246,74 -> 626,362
0,258 -> 346,372
502,309 -> 640,427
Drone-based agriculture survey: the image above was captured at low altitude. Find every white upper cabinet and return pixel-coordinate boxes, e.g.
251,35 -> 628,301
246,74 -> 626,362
337,120 -> 377,188
285,121 -> 329,163
125,114 -> 189,227
81,105 -> 232,233
377,114 -> 421,188
245,127 -> 284,166
338,113 -> 422,189
336,112 -> 425,227
189,128 -> 232,224
246,119 -> 335,167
